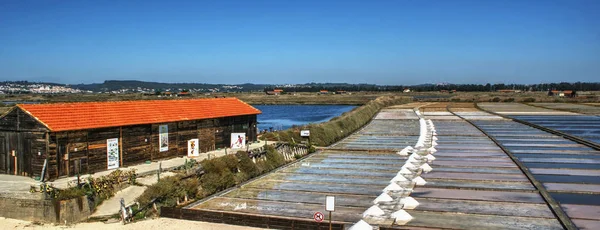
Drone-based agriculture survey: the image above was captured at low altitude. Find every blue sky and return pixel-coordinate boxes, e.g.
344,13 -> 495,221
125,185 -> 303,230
1,0 -> 598,85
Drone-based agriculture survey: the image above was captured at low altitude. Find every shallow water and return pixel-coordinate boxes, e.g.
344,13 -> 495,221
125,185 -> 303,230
253,104 -> 356,131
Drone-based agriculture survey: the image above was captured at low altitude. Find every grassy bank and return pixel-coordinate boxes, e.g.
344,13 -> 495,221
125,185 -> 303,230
0,92 -> 400,106
235,92 -> 399,105
135,145 -> 311,217
260,96 -> 409,146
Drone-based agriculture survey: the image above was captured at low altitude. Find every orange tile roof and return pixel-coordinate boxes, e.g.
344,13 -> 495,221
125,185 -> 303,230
18,98 -> 261,132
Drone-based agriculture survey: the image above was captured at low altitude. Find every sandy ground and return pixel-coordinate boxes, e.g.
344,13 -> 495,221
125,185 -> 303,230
0,217 -> 264,230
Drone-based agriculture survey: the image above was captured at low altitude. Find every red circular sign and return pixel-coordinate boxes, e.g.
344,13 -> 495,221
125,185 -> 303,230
314,212 -> 324,222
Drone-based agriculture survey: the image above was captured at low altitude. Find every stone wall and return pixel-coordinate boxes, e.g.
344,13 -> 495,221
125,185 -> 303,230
0,196 -> 94,224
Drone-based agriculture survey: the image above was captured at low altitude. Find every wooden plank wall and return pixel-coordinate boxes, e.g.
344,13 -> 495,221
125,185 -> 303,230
83,127 -> 120,176
66,131 -> 88,175
177,121 -> 197,157
198,119 -> 216,152
151,123 -> 178,160
0,108 -> 48,177
0,108 -> 48,132
122,125 -> 151,167
27,132 -> 47,178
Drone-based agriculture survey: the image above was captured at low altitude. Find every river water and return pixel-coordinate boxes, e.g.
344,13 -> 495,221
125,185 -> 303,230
253,105 -> 357,131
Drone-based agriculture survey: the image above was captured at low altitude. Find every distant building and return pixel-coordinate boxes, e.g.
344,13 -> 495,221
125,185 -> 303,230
548,90 -> 576,98
265,89 -> 284,95
403,89 -> 411,93
497,89 -> 522,93
177,91 -> 191,97
319,90 -> 329,94
335,90 -> 347,94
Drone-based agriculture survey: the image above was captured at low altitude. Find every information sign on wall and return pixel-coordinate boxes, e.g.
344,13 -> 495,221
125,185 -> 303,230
159,125 -> 169,152
230,133 -> 246,149
107,138 -> 120,169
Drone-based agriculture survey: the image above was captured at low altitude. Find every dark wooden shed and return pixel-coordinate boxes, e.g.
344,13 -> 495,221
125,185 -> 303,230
0,98 -> 260,179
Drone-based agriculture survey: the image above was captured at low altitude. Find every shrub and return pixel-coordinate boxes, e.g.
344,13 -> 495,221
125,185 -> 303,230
137,176 -> 199,209
308,145 -> 316,153
237,151 -> 260,178
52,169 -> 137,202
200,157 -> 227,174
220,155 -> 239,173
259,132 -> 277,141
503,98 -> 515,102
492,97 -> 501,102
522,97 -> 536,103
55,187 -> 86,200
277,131 -> 291,142
200,171 -> 235,196
264,146 -> 286,171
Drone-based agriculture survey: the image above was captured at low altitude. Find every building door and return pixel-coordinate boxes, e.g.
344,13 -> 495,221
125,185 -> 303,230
0,132 -> 18,175
57,139 -> 68,177
0,132 -> 29,175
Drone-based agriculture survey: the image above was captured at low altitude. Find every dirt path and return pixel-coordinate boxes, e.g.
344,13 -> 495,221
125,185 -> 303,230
0,217 -> 264,230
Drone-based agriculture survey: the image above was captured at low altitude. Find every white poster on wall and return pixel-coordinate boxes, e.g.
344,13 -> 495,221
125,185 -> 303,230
107,138 -> 120,169
230,133 -> 246,149
159,125 -> 169,152
188,139 -> 199,157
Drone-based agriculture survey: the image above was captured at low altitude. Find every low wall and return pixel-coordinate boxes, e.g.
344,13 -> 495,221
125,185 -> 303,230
161,207 -> 345,230
0,196 -> 94,224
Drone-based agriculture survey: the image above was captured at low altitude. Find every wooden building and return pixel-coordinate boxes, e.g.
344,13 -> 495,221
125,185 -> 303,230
0,98 -> 260,179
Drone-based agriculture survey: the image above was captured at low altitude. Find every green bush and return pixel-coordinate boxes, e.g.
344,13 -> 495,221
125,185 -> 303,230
200,157 -> 227,174
200,170 -> 235,196
259,132 -> 277,141
522,97 -> 536,103
220,154 -> 239,173
136,175 -> 199,209
198,154 -> 242,196
237,151 -> 260,178
264,146 -> 286,171
55,187 -> 86,200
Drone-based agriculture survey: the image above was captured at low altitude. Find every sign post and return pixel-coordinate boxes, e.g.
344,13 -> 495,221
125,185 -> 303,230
326,196 -> 335,230
301,130 -> 310,145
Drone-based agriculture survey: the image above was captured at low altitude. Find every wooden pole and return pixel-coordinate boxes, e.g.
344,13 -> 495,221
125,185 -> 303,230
119,127 -> 123,168
45,132 -> 49,180
329,211 -> 332,230
14,153 -> 17,175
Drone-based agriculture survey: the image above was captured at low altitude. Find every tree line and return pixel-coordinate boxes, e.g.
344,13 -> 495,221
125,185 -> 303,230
265,82 -> 600,92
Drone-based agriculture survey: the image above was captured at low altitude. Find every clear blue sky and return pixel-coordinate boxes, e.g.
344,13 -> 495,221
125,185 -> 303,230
1,0 -> 598,85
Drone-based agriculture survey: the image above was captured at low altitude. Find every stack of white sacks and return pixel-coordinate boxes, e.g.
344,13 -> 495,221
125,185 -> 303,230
349,116 -> 438,230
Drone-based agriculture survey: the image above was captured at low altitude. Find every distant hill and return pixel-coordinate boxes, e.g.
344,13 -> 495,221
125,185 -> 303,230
2,80 -> 600,93
71,80 -> 269,92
